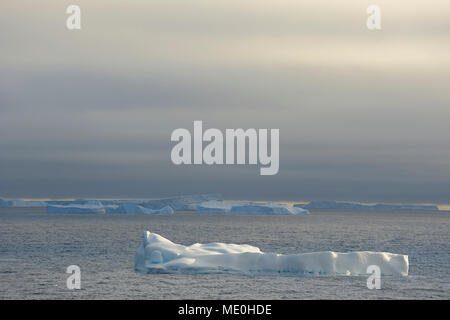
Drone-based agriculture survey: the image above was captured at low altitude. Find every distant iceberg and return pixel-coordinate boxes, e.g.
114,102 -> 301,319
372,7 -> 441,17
1,194 -> 309,215
0,198 -> 46,208
47,202 -> 106,214
140,193 -> 222,211
295,201 -> 439,211
46,199 -> 108,214
229,202 -> 309,215
0,194 -> 221,214
197,200 -> 309,215
106,204 -> 174,214
46,199 -> 103,206
135,231 -> 409,276
47,204 -> 105,214
196,200 -> 236,213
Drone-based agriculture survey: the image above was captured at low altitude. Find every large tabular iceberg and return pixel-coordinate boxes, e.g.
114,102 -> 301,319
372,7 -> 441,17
46,201 -> 175,214
196,201 -> 309,215
41,194 -> 222,214
135,231 -> 408,276
1,194 -> 222,213
295,201 -> 439,211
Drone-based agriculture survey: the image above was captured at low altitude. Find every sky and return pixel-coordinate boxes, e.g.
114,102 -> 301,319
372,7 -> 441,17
1,1 -> 449,202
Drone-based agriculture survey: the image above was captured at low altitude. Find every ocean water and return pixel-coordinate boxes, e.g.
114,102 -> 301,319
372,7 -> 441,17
0,208 -> 449,299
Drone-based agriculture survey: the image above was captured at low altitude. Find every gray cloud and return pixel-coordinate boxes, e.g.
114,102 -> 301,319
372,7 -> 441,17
1,1 -> 449,202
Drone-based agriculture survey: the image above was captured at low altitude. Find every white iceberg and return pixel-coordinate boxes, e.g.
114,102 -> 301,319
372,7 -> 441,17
295,201 -> 439,211
135,231 -> 408,276
196,200 -> 309,215
106,204 -> 174,214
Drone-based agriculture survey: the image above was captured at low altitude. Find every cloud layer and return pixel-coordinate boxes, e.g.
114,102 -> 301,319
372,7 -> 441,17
1,1 -> 449,202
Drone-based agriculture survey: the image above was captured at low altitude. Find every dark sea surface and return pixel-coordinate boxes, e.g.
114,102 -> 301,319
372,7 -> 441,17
0,208 -> 449,299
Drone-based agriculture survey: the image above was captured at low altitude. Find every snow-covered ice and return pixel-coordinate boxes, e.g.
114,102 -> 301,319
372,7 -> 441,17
196,200 -> 309,215
135,231 -> 409,276
295,200 -> 439,211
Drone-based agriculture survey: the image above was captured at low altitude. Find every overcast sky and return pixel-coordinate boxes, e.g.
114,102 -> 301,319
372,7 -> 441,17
1,1 -> 449,202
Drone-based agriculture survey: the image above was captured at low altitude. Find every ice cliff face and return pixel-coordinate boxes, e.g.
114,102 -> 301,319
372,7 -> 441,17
135,231 -> 409,276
